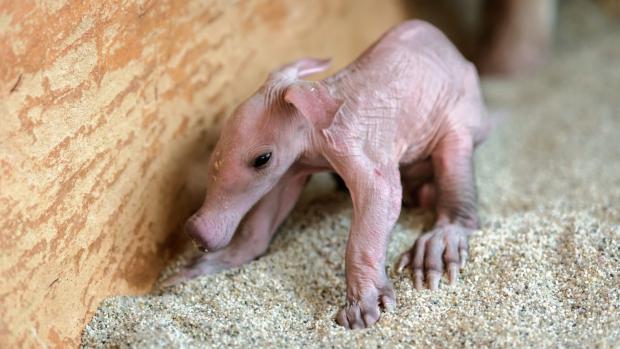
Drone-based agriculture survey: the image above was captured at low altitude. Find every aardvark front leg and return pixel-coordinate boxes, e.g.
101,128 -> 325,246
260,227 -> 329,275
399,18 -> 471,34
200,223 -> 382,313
336,161 -> 402,329
398,131 -> 479,290
162,173 -> 309,286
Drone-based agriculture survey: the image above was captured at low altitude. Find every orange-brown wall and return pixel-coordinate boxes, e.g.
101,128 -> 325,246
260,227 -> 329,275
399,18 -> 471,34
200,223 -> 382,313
0,0 -> 408,347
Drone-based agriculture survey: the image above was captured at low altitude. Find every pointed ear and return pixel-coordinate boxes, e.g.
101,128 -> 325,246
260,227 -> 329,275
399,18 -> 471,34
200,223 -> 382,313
284,81 -> 342,130
271,57 -> 332,80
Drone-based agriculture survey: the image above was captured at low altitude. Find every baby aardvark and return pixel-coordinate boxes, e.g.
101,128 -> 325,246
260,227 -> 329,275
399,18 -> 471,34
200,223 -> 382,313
165,20 -> 490,329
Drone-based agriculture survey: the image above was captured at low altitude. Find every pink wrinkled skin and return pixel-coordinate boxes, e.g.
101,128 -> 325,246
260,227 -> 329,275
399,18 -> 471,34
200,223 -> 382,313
164,20 -> 490,329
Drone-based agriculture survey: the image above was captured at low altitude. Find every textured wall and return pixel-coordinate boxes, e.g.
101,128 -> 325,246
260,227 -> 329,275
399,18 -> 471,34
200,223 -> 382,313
0,0 -> 408,347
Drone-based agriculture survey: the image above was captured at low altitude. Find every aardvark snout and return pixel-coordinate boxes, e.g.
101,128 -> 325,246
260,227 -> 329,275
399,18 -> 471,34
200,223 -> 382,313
184,211 -> 238,252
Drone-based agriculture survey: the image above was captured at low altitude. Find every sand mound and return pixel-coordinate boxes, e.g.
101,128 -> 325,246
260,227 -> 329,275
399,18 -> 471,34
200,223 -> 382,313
81,2 -> 620,348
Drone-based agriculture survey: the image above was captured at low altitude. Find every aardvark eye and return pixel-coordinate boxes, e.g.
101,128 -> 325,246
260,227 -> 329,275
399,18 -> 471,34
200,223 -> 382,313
253,152 -> 272,169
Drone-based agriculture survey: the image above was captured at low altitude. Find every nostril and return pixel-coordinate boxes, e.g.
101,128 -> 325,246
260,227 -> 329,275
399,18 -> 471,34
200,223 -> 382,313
184,216 -> 209,253
191,239 -> 209,253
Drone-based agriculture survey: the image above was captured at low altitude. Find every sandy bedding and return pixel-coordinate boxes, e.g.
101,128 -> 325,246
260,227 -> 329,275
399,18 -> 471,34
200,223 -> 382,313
81,2 -> 620,348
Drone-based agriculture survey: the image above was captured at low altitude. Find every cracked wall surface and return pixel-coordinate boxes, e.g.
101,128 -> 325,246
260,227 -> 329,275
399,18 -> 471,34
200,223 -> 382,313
0,1 -> 407,346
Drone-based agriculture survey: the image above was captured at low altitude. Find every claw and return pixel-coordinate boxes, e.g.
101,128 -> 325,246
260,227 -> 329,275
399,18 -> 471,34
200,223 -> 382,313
160,271 -> 188,288
413,269 -> 425,290
447,263 -> 460,285
191,239 -> 209,253
396,252 -> 411,273
350,305 -> 363,329
460,249 -> 468,268
336,309 -> 349,328
381,295 -> 396,312
427,270 -> 441,290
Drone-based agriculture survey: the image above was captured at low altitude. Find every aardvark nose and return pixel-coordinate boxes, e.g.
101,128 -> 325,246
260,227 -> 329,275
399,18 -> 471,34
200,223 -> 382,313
185,215 -> 209,253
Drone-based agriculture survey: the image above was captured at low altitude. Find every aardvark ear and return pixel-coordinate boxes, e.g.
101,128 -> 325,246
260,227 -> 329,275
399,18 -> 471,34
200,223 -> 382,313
284,81 -> 342,130
270,57 -> 332,80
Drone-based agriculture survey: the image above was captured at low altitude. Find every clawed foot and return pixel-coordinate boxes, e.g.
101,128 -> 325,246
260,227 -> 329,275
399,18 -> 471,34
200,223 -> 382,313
160,250 -> 243,287
397,224 -> 470,290
336,277 -> 396,329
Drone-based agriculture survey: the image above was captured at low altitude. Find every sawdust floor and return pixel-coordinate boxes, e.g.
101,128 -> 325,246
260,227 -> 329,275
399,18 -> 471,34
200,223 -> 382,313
82,2 -> 620,348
